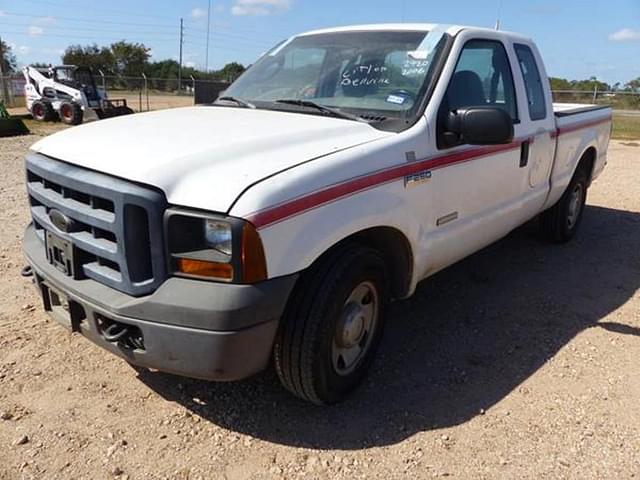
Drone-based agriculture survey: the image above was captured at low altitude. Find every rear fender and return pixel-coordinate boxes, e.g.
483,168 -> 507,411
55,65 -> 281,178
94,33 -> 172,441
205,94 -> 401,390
543,130 -> 598,210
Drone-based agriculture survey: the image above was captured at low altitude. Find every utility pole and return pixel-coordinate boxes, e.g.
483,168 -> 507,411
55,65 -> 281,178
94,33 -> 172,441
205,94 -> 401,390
205,0 -> 211,72
178,18 -> 184,93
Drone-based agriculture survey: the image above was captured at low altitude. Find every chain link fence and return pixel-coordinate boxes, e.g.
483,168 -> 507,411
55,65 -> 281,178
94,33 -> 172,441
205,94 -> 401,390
2,71 -> 639,113
0,72 -> 230,112
551,89 -> 640,111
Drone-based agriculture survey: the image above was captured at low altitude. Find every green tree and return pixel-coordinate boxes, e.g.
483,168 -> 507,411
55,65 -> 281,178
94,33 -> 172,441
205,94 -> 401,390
110,41 -> 150,77
549,77 -> 572,90
625,77 -> 640,93
214,62 -> 245,81
62,44 -> 114,74
571,77 -> 610,92
0,40 -> 18,73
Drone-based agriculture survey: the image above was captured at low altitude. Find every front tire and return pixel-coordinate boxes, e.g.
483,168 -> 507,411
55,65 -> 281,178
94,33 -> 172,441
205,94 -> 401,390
540,165 -> 589,243
274,245 -> 388,405
31,100 -> 54,121
58,101 -> 83,125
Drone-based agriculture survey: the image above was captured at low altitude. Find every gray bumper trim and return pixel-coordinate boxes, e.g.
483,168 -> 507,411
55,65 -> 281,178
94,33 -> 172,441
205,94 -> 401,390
24,224 -> 298,331
24,224 -> 298,381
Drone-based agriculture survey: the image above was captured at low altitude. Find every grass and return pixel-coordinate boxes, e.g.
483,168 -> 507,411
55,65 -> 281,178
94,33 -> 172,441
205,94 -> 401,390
612,114 -> 640,140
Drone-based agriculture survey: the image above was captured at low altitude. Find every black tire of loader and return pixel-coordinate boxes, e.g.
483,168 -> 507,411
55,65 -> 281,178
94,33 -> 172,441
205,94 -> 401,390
59,102 -> 83,125
31,101 -> 55,122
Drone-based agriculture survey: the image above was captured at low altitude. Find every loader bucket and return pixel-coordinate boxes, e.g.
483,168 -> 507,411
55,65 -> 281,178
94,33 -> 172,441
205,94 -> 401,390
0,118 -> 30,137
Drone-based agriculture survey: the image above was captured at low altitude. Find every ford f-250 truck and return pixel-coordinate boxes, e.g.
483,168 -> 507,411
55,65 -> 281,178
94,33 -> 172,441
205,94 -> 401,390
23,24 -> 611,404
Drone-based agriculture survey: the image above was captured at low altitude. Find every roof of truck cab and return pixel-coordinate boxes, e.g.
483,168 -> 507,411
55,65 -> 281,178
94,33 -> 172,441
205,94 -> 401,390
297,23 -> 531,42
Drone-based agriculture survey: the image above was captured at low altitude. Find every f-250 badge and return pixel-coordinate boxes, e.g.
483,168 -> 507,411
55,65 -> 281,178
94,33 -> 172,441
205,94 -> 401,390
404,170 -> 432,188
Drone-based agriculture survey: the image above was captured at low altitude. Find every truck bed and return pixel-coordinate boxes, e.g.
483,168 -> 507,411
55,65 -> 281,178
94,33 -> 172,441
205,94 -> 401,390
552,102 -> 612,118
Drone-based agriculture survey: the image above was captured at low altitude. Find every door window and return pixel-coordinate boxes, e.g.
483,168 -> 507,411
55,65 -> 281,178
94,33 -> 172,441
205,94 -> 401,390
443,39 -> 518,120
514,44 -> 547,121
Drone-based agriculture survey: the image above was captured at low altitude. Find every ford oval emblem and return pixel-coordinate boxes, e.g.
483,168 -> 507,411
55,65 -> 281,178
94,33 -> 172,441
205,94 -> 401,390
49,209 -> 75,233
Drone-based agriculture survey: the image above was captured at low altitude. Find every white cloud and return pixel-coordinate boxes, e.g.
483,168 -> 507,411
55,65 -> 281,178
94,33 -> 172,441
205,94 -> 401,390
28,25 -> 44,37
0,10 -> 5,17
35,16 -> 56,25
609,28 -> 640,42
18,45 -> 31,55
185,61 -> 197,68
191,7 -> 207,18
231,0 -> 291,16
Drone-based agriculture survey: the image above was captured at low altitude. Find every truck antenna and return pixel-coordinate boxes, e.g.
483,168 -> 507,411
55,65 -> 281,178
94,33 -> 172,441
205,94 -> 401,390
495,0 -> 503,30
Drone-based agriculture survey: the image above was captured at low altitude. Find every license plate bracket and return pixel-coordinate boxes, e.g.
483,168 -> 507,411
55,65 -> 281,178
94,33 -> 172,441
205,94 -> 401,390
45,230 -> 75,277
41,282 -> 73,331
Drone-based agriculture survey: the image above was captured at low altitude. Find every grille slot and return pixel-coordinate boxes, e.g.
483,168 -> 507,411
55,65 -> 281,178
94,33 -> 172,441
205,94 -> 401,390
26,153 -> 167,297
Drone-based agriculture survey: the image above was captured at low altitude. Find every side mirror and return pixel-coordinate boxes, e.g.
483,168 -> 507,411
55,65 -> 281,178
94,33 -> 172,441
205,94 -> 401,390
444,107 -> 514,146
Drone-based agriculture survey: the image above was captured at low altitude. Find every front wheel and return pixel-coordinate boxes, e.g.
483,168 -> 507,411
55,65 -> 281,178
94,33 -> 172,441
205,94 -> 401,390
540,165 -> 589,243
274,245 -> 388,405
58,101 -> 83,125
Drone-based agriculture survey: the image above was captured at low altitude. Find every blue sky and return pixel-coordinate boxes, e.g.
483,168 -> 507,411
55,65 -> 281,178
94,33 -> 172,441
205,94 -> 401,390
1,0 -> 638,84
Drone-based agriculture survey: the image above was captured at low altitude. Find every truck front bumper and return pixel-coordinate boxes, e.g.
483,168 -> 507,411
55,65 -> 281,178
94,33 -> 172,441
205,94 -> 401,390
23,224 -> 298,381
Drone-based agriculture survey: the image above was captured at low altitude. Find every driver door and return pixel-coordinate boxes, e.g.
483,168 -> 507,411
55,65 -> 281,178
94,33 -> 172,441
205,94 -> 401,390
424,38 -> 528,272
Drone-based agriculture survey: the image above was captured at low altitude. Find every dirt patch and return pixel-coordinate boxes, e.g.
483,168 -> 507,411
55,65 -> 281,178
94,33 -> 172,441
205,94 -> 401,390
0,137 -> 639,479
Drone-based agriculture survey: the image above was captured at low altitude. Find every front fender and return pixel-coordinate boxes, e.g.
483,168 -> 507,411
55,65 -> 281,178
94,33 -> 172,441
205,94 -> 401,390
255,183 -> 421,288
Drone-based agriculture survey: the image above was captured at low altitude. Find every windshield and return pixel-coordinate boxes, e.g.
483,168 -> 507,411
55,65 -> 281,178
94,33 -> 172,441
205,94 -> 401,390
222,30 -> 447,129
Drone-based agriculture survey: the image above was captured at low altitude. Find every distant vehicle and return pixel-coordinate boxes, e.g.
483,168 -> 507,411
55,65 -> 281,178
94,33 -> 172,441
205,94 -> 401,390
23,24 -> 611,405
23,65 -> 133,125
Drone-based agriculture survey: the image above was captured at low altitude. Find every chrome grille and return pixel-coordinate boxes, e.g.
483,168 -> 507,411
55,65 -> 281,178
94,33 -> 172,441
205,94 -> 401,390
26,153 -> 167,297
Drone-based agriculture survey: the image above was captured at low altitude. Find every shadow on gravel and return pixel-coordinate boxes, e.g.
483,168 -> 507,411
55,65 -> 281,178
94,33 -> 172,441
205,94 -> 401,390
138,205 -> 640,450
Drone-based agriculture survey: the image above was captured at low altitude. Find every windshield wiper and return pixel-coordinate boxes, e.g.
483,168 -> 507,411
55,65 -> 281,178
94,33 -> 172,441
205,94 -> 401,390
216,96 -> 256,109
274,99 -> 369,122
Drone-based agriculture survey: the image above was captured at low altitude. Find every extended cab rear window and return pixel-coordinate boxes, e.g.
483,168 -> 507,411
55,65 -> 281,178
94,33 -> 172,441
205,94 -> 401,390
514,44 -> 547,121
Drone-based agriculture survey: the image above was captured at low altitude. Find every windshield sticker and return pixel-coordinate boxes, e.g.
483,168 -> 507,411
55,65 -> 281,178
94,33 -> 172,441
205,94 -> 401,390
341,64 -> 391,87
386,94 -> 406,105
406,26 -> 448,67
401,58 -> 430,77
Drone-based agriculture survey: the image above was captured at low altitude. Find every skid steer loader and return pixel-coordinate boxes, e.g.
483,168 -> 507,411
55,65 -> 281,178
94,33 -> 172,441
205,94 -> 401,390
23,65 -> 133,125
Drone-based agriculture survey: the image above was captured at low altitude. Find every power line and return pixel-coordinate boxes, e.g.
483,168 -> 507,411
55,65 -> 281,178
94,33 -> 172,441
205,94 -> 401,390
0,30 -> 180,44
3,12 -> 179,29
18,0 -> 178,20
0,22 -> 180,37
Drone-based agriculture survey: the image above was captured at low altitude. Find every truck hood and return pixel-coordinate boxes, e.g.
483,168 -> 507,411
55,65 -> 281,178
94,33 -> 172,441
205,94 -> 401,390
31,106 -> 391,212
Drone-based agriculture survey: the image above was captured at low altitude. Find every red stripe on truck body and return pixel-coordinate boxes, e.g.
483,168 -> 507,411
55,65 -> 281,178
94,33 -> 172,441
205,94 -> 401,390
247,115 -> 611,229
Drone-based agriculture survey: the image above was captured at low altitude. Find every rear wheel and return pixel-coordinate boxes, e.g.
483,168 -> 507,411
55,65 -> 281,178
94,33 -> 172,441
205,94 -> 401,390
274,245 -> 388,405
540,165 -> 589,243
58,101 -> 83,125
31,100 -> 54,121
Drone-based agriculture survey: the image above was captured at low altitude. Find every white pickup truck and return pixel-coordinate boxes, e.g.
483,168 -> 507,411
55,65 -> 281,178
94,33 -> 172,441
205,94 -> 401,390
24,24 -> 611,404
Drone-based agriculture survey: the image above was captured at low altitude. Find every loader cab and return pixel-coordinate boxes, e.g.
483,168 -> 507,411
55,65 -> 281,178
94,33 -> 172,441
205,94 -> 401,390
53,66 -> 101,102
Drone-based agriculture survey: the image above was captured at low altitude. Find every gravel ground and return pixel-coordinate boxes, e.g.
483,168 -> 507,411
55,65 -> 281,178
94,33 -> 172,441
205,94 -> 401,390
0,130 -> 639,479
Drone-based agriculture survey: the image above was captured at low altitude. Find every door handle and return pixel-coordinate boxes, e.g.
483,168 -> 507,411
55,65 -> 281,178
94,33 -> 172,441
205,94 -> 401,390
520,140 -> 530,168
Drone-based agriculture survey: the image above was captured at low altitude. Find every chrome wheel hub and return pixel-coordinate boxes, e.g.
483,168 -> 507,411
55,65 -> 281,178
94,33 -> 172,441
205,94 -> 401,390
332,281 -> 379,376
567,183 -> 584,229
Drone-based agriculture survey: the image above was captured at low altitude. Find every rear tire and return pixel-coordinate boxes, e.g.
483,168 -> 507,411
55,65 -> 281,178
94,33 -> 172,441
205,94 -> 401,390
274,245 -> 388,405
31,100 -> 54,121
58,101 -> 83,125
540,164 -> 589,243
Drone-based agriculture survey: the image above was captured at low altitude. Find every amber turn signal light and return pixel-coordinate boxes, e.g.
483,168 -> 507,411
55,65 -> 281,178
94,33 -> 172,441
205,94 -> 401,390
176,258 -> 233,280
241,223 -> 267,283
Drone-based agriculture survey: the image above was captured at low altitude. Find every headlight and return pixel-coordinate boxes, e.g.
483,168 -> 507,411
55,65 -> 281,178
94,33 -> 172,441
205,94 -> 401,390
204,220 -> 232,255
166,209 -> 267,283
